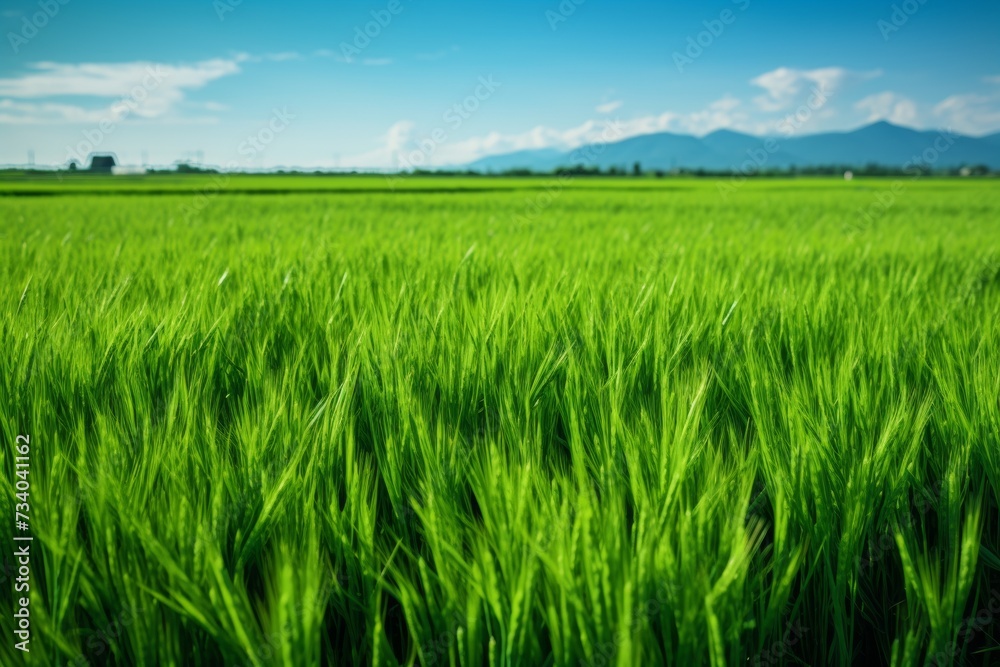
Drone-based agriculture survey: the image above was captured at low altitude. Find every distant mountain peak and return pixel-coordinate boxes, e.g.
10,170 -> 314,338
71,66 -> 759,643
701,128 -> 755,140
855,120 -> 915,133
464,123 -> 997,172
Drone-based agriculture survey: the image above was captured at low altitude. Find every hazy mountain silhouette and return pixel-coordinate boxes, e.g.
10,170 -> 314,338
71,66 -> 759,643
466,121 -> 1000,172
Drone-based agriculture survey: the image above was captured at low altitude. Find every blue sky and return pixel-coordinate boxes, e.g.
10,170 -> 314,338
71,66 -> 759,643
1,0 -> 999,169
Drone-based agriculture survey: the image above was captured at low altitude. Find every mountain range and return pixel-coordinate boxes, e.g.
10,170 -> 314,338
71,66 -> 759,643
466,121 -> 1000,172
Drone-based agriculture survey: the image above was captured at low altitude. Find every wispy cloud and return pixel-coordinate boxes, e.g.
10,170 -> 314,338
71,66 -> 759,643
985,75 -> 1000,85
0,58 -> 243,99
396,80 -> 997,164
261,52 -> 301,62
855,92 -> 918,126
415,46 -> 460,61
595,100 -> 623,114
343,95 -> 760,169
0,57 -> 245,123
313,49 -> 351,63
934,92 -> 1000,135
0,99 -> 108,125
751,66 -> 881,111
0,99 -> 222,125
312,50 -> 393,66
341,120 -> 416,167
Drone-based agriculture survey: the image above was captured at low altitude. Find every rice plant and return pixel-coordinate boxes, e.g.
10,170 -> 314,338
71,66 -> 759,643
1,176 -> 998,665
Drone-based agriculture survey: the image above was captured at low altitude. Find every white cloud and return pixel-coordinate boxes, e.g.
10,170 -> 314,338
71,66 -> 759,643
0,58 -> 243,98
595,100 -> 623,114
751,66 -> 880,111
415,47 -> 459,61
343,96 -> 757,169
933,93 -> 1000,135
985,75 -> 1000,85
313,49 -> 351,63
342,118 -> 623,169
0,99 -> 222,125
384,120 -> 414,151
0,99 -> 106,124
685,96 -> 757,134
592,96 -> 755,139
261,52 -> 301,62
855,92 -> 918,126
708,96 -> 740,112
439,120 -> 620,164
362,58 -> 393,66
0,57 -> 245,123
341,120 -> 416,167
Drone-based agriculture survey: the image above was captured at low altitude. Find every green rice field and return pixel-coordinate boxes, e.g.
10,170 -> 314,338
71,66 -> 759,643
1,176 -> 999,665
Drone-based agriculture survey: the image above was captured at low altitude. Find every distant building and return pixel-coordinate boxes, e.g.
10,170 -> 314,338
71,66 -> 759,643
88,154 -> 117,173
111,165 -> 147,176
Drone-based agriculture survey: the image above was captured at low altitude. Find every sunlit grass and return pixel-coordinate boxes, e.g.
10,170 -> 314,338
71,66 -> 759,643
1,178 -> 998,665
